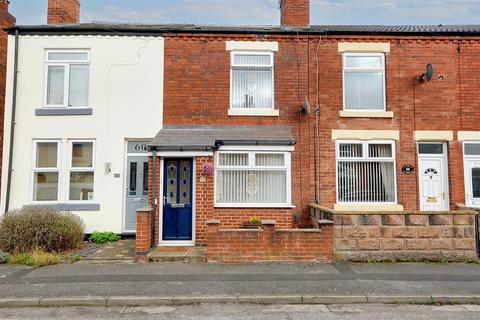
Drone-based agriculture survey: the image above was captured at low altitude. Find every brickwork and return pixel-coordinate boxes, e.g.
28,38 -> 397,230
207,220 -> 333,263
47,0 -> 80,24
135,208 -> 152,262
0,1 -> 14,193
280,0 -> 310,27
333,212 -> 478,262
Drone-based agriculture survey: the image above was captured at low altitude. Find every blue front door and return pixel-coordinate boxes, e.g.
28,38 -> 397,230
163,159 -> 193,241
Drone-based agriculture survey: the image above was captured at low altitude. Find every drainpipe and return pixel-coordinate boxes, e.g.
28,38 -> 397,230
150,149 -> 157,247
5,29 -> 19,212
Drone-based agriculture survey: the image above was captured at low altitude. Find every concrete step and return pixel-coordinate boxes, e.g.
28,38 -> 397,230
147,246 -> 207,263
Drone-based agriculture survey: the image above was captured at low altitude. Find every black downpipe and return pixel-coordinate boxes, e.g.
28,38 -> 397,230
5,29 -> 19,212
151,150 -> 157,247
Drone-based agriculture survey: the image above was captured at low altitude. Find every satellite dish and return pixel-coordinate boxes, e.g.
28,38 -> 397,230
418,63 -> 435,82
302,98 -> 311,114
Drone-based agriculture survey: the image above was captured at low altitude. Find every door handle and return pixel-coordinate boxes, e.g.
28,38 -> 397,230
163,196 -> 167,206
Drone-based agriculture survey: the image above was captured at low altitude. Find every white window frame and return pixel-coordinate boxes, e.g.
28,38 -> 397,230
31,139 -> 96,204
44,50 -> 90,108
335,140 -> 397,204
342,52 -> 386,112
214,150 -> 291,208
229,50 -> 275,111
31,140 -> 62,204
67,140 -> 96,203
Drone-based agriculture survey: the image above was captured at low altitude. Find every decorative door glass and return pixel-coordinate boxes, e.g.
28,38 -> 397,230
472,168 -> 480,198
179,160 -> 191,204
166,160 -> 178,204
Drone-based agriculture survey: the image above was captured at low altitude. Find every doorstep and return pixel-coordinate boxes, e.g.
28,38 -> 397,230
147,246 -> 207,263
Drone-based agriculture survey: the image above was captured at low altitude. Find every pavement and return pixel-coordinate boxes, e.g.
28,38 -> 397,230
2,304 -> 480,320
0,262 -> 480,307
79,240 -> 135,263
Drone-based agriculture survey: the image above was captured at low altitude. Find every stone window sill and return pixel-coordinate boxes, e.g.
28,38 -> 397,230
228,108 -> 279,117
339,111 -> 394,118
36,107 -> 93,116
333,204 -> 404,212
24,203 -> 100,211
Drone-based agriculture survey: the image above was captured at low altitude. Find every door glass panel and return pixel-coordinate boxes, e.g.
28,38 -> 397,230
129,162 -> 137,195
166,160 -> 178,204
179,160 -> 191,204
419,143 -> 443,154
143,162 -> 149,196
465,144 -> 480,156
472,168 -> 480,198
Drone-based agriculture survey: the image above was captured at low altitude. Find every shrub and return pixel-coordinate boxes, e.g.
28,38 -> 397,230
10,250 -> 59,268
0,250 -> 11,264
89,231 -> 121,244
0,206 -> 85,254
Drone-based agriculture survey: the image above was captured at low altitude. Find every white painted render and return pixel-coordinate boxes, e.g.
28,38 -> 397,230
1,35 -> 164,233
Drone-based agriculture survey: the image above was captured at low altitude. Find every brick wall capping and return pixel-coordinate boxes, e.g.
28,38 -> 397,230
309,203 -> 478,215
207,219 -> 221,225
136,207 -> 152,212
219,229 -> 262,233
261,220 -> 277,225
317,219 -> 334,224
275,229 -> 322,233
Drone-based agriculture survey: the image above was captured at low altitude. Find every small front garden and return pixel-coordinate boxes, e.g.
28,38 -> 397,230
0,207 -> 122,267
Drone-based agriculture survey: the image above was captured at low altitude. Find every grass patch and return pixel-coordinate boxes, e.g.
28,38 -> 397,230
10,250 -> 59,268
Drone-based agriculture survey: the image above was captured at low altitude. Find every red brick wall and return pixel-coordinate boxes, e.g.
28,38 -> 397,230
48,0 -> 80,24
280,0 -> 310,27
164,35 -> 312,226
135,208 -> 152,261
0,2 -> 15,193
310,36 -> 480,211
207,222 -> 333,263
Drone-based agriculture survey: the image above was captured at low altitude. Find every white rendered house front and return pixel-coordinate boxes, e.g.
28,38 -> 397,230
0,34 -> 164,233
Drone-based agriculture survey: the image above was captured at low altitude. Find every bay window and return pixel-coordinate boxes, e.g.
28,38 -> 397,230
215,151 -> 291,207
45,50 -> 90,108
230,51 -> 274,110
336,141 -> 397,203
343,53 -> 386,111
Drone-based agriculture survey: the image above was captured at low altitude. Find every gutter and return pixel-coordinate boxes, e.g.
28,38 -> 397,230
150,149 -> 157,247
5,29 -> 19,212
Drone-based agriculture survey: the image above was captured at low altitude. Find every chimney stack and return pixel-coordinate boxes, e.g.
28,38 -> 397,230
0,0 -> 10,12
48,0 -> 80,24
280,0 -> 310,28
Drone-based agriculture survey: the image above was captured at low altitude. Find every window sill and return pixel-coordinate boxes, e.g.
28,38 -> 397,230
228,108 -> 279,117
36,107 -> 93,116
24,203 -> 100,211
339,111 -> 394,118
215,204 -> 295,209
333,204 -> 404,212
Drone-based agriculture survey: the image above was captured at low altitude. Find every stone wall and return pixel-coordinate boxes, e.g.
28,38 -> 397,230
206,220 -> 333,263
333,212 -> 478,262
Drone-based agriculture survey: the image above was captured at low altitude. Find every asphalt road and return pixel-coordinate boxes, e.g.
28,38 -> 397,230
1,304 -> 480,320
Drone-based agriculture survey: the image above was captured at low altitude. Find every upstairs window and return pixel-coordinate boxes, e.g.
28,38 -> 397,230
230,51 -> 274,110
336,141 -> 397,203
343,53 -> 386,111
45,51 -> 90,108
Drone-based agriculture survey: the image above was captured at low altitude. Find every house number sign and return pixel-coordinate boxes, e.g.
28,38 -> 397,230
127,141 -> 150,154
402,165 -> 415,174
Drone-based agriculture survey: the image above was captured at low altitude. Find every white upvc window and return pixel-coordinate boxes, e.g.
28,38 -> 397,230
68,140 -> 95,201
44,50 -> 90,108
32,139 -> 95,203
215,151 -> 291,207
343,53 -> 386,111
230,51 -> 274,110
336,141 -> 397,204
32,141 -> 61,202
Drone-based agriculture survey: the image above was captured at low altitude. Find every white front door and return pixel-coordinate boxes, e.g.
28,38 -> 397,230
418,143 -> 449,211
463,142 -> 480,208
